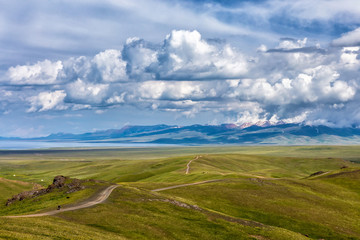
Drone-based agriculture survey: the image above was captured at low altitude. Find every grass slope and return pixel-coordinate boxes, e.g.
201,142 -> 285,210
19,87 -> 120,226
0,217 -> 125,239
0,149 -> 353,184
56,185 -> 308,240
0,177 -> 36,202
0,181 -> 109,216
0,145 -> 359,239
153,178 -> 360,239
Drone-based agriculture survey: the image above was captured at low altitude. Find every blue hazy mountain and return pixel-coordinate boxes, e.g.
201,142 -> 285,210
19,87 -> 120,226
24,123 -> 360,145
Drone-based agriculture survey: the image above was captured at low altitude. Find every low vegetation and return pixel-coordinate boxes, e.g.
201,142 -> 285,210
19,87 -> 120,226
0,145 -> 359,239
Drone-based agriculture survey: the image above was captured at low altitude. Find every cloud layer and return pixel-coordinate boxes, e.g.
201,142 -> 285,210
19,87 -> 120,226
2,29 -> 360,128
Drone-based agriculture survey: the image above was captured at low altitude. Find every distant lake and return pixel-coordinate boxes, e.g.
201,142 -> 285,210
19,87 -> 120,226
0,140 -> 168,150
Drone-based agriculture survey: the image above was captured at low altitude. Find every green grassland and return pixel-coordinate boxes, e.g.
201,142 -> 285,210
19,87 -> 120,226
0,180 -> 109,216
0,145 -> 359,239
0,177 -> 36,202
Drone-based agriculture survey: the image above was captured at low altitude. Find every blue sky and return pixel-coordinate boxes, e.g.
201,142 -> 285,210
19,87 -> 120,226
1,0 -> 360,137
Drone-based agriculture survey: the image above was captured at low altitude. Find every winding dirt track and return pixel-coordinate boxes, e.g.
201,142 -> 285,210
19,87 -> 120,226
6,185 -> 118,218
185,155 -> 201,174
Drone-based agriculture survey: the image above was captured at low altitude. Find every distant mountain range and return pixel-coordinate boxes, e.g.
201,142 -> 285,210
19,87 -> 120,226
17,123 -> 360,145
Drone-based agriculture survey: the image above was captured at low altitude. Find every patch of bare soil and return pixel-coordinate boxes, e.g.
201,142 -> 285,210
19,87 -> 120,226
0,177 -> 33,186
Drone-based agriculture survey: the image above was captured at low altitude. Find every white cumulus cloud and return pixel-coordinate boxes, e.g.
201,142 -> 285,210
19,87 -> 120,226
66,79 -> 109,104
332,27 -> 360,46
27,90 -> 67,112
7,60 -> 63,85
150,30 -> 248,80
3,29 -> 360,127
92,49 -> 127,82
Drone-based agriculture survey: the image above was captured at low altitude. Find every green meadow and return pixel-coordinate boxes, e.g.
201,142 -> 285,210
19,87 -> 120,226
0,145 -> 359,239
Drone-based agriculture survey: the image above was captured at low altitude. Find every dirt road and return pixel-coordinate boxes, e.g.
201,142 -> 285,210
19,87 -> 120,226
6,185 -> 118,218
185,155 -> 201,174
152,179 -> 221,192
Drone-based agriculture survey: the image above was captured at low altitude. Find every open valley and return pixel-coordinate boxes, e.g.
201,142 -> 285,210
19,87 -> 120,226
0,146 -> 359,239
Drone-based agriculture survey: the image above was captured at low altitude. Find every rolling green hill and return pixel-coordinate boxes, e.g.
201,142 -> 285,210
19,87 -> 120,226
0,177 -> 36,202
0,146 -> 359,239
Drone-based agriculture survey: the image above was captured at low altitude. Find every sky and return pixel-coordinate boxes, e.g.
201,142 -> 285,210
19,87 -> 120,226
1,0 -> 360,137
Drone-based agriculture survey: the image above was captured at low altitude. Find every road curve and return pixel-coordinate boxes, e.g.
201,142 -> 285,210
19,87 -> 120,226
6,185 -> 118,218
152,179 -> 221,192
185,155 -> 201,174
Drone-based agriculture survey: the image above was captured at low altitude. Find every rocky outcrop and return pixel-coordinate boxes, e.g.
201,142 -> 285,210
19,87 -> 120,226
5,175 -> 85,206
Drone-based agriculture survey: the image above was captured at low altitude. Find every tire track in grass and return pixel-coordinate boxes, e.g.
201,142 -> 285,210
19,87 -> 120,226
185,155 -> 201,174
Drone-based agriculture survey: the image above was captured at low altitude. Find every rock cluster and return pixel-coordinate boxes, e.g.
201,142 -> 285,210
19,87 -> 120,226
5,175 -> 85,206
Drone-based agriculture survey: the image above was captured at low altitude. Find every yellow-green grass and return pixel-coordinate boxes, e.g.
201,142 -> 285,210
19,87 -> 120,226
142,154 -> 351,181
153,177 -> 360,239
0,146 -> 359,239
0,217 -> 125,239
0,177 -> 36,202
0,180 -> 110,216
0,151 -> 353,185
0,184 -> 307,240
311,167 -> 360,194
53,185 -> 308,240
2,145 -> 360,160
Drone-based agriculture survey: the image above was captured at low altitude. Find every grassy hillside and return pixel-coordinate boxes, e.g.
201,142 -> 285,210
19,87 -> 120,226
153,178 -> 360,239
0,217 -> 125,239
0,145 -> 359,239
0,180 -> 109,216
55,185 -> 308,240
0,177 -> 36,202
0,147 -> 354,184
